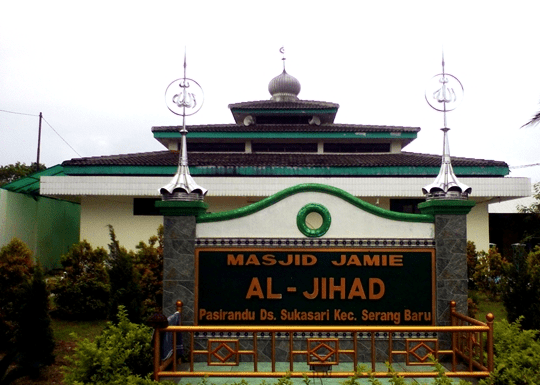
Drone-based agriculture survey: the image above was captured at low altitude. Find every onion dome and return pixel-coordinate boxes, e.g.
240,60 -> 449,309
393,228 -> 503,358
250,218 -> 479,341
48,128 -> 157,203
268,69 -> 301,101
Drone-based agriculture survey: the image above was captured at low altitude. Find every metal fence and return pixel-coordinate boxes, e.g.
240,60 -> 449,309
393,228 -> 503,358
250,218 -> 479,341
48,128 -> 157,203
152,301 -> 494,381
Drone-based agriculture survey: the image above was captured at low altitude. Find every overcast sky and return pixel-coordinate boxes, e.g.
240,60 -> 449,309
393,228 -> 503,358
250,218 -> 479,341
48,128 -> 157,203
2,1 -> 540,183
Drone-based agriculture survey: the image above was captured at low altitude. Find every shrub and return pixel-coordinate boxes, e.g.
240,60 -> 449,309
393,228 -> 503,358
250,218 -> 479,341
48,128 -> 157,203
467,241 -> 478,290
53,241 -> 110,320
64,306 -> 157,385
479,318 -> 540,385
0,238 -> 34,349
473,247 -> 507,300
107,226 -> 143,323
501,245 -> 540,330
133,225 -> 164,320
467,293 -> 479,319
0,239 -> 55,384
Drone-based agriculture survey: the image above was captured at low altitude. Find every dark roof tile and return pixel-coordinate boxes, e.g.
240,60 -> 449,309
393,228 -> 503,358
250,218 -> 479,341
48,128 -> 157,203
228,99 -> 339,110
62,150 -> 507,169
151,123 -> 421,133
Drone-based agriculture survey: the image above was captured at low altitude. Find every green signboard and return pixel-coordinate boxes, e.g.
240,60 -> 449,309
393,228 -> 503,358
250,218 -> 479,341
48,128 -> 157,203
196,248 -> 435,326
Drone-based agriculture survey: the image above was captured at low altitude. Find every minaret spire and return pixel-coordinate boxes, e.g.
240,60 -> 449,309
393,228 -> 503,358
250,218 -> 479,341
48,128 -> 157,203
160,50 -> 207,201
423,52 -> 471,200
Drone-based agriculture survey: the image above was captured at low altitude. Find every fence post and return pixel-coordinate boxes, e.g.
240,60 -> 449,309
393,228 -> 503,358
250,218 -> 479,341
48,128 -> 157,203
154,328 -> 161,381
486,312 -> 495,372
147,312 -> 169,381
450,301 -> 457,371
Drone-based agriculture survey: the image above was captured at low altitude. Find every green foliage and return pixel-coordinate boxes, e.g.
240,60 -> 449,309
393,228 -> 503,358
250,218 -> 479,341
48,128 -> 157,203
429,356 -> 472,385
301,373 -> 311,385
467,291 -> 480,318
340,364 -> 381,385
53,241 -> 110,320
107,226 -> 143,323
479,318 -> 540,385
0,239 -> 55,384
19,264 -> 55,363
133,225 -> 164,320
0,161 -> 46,187
274,372 -> 294,385
0,238 -> 34,348
473,247 -> 507,300
518,182 -> 540,215
501,245 -> 540,330
467,241 -> 478,289
64,306 -> 158,385
517,182 -> 540,244
384,362 -> 407,385
51,226 -> 164,322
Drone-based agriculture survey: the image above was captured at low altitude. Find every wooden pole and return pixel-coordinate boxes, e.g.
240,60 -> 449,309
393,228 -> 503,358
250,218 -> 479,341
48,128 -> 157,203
36,112 -> 42,172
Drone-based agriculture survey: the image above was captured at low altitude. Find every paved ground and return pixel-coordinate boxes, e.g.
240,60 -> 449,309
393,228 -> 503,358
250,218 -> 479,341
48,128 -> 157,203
162,362 -> 474,384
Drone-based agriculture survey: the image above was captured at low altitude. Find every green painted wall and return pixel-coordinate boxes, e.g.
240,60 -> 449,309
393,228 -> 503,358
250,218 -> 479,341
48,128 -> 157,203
0,189 -> 80,270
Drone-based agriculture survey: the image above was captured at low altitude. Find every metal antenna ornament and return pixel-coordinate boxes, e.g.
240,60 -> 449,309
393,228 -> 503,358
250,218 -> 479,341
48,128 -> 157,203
160,52 -> 207,201
422,54 -> 471,200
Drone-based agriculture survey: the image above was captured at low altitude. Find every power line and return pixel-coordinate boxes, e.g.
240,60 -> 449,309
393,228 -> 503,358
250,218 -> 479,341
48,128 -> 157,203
510,163 -> 540,169
41,116 -> 82,158
0,108 -> 39,117
0,108 -> 82,158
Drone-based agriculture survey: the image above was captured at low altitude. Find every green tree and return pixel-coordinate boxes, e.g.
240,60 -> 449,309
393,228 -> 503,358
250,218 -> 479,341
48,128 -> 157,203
53,241 -> 110,320
133,225 -> 164,319
0,162 -> 46,187
473,247 -> 507,300
501,244 -> 540,330
467,241 -> 478,289
518,182 -> 540,214
515,182 -> 540,245
0,239 -> 55,384
521,105 -> 540,128
0,239 -> 34,349
107,225 -> 143,323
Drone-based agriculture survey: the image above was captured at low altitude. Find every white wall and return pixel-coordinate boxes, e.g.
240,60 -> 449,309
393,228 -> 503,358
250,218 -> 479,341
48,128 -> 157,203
198,192 -> 434,239
467,201 -> 490,251
78,194 -> 489,251
80,196 -> 161,250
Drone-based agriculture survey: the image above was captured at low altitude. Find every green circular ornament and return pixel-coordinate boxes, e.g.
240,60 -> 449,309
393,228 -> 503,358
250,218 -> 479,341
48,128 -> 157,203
296,203 -> 331,237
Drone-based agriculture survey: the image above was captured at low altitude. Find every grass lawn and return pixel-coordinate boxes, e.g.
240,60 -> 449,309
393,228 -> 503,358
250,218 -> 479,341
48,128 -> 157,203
11,318 -> 107,385
471,290 -> 507,323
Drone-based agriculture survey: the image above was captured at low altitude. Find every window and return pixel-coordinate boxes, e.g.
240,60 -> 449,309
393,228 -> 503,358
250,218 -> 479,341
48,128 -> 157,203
252,143 -> 317,153
324,143 -> 390,153
189,143 -> 245,152
256,115 -> 311,125
390,199 -> 424,214
133,198 -> 161,216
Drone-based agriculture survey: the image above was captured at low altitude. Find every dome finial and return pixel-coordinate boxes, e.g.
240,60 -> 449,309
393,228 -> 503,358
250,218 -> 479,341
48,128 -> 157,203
280,46 -> 286,72
268,47 -> 301,101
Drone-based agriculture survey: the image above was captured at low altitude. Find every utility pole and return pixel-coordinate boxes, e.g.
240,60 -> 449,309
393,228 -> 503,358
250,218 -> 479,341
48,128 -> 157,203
36,112 -> 42,172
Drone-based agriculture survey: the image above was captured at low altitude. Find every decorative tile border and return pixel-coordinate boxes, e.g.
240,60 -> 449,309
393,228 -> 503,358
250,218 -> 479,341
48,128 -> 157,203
195,238 -> 435,248
193,331 -> 438,340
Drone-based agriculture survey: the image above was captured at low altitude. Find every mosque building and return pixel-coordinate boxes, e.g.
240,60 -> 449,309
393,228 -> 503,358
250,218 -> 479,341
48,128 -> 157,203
3,64 -> 530,261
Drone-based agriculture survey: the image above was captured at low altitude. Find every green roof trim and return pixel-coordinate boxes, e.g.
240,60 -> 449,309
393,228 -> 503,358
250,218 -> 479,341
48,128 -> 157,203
155,200 -> 209,216
62,165 -> 509,177
197,183 -> 434,224
153,132 -> 417,140
418,199 -> 476,215
1,165 -> 65,195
